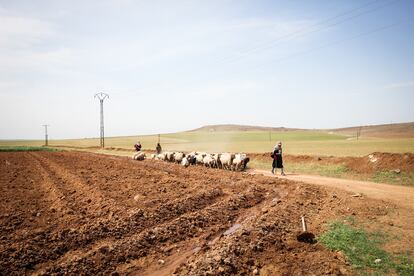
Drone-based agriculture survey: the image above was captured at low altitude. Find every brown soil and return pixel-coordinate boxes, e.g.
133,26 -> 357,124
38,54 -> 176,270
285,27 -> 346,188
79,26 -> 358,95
0,151 -> 412,275
251,152 -> 414,173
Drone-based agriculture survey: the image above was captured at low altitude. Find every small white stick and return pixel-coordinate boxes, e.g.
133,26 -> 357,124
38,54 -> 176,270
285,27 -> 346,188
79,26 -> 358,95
301,216 -> 307,232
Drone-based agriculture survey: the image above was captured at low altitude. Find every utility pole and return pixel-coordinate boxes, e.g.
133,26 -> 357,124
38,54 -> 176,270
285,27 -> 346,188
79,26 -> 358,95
94,92 -> 109,148
42,124 -> 49,146
356,126 -> 362,141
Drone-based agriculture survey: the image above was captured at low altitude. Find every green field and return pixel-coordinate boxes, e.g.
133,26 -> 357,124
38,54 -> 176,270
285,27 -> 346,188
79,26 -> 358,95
1,130 -> 413,156
0,146 -> 60,152
320,218 -> 414,275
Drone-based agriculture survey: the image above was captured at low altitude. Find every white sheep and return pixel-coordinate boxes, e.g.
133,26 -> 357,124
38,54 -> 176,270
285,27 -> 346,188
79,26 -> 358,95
220,153 -> 235,170
174,152 -> 185,164
181,157 -> 190,167
156,153 -> 166,161
165,152 -> 175,162
195,153 -> 206,165
212,153 -> 222,169
202,154 -> 215,168
186,153 -> 197,165
132,152 -> 146,161
232,153 -> 250,171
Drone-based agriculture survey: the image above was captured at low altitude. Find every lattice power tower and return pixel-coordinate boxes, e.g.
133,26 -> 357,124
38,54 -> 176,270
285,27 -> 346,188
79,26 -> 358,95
94,92 -> 109,148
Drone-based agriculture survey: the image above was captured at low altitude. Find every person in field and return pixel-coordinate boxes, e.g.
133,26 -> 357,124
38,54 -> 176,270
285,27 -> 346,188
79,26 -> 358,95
271,141 -> 285,175
156,143 -> 162,154
134,141 -> 142,152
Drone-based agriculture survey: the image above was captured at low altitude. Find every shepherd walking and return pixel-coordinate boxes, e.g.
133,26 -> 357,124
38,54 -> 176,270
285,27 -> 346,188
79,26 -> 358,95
272,141 -> 285,175
156,143 -> 162,154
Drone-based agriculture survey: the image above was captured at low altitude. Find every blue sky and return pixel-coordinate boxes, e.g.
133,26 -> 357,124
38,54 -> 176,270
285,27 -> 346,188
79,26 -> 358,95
0,0 -> 413,139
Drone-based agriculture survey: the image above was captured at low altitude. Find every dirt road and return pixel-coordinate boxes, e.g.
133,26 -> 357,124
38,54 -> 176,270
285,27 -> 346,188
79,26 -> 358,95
1,151 -> 412,275
251,169 -> 414,209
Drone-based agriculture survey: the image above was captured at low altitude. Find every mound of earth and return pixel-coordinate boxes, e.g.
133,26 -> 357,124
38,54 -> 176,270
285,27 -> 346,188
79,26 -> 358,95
0,151 -> 403,275
343,152 -> 414,173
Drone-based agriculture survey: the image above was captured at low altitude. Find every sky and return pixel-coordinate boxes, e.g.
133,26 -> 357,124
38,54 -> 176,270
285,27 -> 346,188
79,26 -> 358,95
0,0 -> 413,139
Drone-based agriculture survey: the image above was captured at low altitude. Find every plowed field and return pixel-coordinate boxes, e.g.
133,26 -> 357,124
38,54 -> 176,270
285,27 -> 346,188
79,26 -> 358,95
0,152 -> 401,275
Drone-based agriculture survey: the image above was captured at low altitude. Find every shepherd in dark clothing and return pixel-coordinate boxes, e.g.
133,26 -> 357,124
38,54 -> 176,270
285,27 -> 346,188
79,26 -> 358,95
156,143 -> 162,154
271,141 -> 285,175
134,141 -> 142,152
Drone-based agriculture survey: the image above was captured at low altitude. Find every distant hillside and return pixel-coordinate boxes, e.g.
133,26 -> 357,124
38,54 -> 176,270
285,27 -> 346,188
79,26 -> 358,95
330,122 -> 414,138
190,124 -> 304,132
190,122 -> 414,138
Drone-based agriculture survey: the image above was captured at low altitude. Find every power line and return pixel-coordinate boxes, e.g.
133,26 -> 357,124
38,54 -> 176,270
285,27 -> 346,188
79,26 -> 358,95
221,0 -> 397,64
250,22 -> 399,73
220,0 -> 379,62
219,0 -> 400,65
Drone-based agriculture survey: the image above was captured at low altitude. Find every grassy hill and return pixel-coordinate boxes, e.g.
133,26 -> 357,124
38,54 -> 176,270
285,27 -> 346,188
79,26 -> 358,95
330,122 -> 414,138
1,122 -> 413,156
193,122 -> 414,138
190,124 -> 303,132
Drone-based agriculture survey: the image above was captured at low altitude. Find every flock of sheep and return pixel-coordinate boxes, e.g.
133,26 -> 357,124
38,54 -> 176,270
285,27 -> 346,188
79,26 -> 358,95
132,151 -> 250,171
